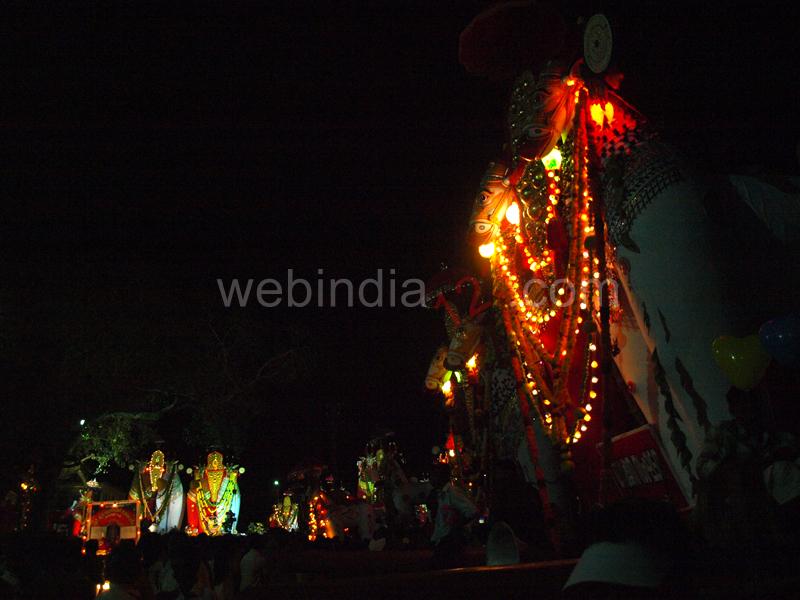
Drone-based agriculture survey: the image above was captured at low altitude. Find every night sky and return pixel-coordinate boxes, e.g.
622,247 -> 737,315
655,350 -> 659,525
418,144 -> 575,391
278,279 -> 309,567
3,3 -> 799,521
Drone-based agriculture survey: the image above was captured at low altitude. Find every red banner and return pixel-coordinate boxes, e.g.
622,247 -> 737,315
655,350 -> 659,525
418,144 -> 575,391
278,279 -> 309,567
86,500 -> 141,554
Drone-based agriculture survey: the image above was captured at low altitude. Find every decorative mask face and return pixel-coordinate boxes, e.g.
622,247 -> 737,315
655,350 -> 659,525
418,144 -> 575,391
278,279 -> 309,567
148,450 -> 166,492
425,346 -> 451,390
207,451 -> 223,471
512,65 -> 577,162
446,318 -> 483,370
469,162 -> 515,247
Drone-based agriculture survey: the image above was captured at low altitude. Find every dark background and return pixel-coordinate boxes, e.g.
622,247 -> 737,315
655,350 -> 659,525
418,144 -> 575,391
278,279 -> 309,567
2,2 -> 799,523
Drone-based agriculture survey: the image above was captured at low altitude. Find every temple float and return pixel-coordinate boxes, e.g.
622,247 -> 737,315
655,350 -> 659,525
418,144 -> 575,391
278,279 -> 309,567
419,3 -> 800,546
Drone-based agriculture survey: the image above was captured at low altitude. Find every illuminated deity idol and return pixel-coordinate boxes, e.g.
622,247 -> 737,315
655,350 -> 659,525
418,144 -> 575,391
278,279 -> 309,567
185,451 -> 242,536
128,450 -> 185,533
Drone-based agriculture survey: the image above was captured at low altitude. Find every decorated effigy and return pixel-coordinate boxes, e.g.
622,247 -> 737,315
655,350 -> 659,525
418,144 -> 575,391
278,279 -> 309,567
423,2 -> 800,537
185,451 -> 243,535
128,450 -> 184,533
269,494 -> 299,532
424,269 -> 503,484
357,433 -> 432,533
271,463 -> 337,541
356,434 -> 405,507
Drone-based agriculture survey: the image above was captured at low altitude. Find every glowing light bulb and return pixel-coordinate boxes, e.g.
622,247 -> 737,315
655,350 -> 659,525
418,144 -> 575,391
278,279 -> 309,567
604,102 -> 614,123
465,355 -> 478,370
478,242 -> 495,258
590,103 -> 605,127
505,202 -> 520,225
441,380 -> 452,395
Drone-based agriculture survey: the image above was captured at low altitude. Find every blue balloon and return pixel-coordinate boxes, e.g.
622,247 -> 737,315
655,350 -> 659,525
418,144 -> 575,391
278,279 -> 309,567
759,314 -> 800,366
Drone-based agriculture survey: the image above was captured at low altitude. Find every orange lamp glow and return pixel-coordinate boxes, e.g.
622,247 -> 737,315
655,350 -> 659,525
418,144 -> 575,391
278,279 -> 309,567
603,102 -> 614,123
478,242 -> 496,258
590,102 -> 616,127
505,202 -> 520,225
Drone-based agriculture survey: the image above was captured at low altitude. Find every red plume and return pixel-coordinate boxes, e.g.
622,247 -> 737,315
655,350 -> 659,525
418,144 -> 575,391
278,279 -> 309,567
459,1 -> 577,80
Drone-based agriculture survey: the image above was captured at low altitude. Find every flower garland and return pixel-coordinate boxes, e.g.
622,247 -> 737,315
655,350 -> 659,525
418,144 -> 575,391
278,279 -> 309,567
482,91 -> 603,454
195,475 -> 238,535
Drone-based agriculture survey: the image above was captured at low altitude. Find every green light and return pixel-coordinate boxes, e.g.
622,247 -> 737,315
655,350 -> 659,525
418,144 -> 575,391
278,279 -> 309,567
541,147 -> 562,170
454,371 -> 463,383
273,480 -> 280,486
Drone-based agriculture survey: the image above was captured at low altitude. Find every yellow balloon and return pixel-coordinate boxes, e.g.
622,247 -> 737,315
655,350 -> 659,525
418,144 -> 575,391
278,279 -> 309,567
712,334 -> 771,391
